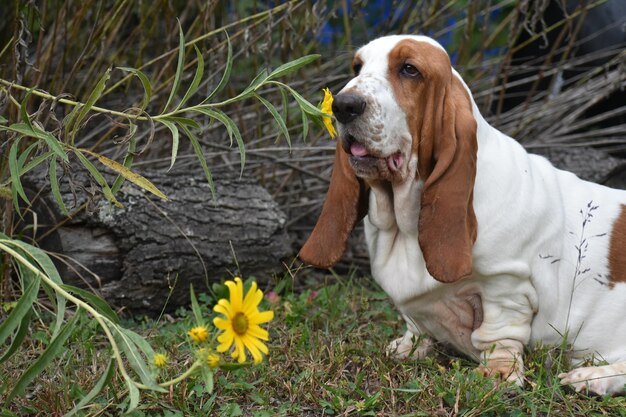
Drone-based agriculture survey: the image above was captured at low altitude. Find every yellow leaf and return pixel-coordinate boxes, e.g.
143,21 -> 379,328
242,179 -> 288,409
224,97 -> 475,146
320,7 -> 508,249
82,150 -> 168,201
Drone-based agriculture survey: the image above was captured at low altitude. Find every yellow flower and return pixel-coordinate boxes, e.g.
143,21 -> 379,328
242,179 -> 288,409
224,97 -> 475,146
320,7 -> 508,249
320,88 -> 337,139
213,277 -> 274,364
207,353 -> 220,368
153,353 -> 168,368
188,326 -> 209,343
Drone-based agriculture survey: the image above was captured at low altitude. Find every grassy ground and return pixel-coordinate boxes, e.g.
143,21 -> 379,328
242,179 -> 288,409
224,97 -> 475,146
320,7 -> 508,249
2,271 -> 626,416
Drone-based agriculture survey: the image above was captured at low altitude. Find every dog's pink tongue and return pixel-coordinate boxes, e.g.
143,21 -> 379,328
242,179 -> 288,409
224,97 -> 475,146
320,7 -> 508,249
350,142 -> 369,157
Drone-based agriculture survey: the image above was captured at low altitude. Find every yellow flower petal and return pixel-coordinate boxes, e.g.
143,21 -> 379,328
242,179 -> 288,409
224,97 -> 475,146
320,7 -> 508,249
234,337 -> 246,363
320,88 -> 336,139
207,353 -> 220,368
242,282 -> 262,313
212,278 -> 273,364
217,329 -> 234,352
188,326 -> 209,343
213,317 -> 230,330
242,335 -> 263,364
213,299 -> 232,318
225,278 -> 243,312
246,324 -> 269,341
153,353 -> 168,368
248,310 -> 274,325
245,333 -> 269,355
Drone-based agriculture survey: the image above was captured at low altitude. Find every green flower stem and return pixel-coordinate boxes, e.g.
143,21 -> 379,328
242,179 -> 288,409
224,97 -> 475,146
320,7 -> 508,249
1,78 -> 253,123
136,360 -> 204,390
0,79 -> 144,121
0,242 -> 135,388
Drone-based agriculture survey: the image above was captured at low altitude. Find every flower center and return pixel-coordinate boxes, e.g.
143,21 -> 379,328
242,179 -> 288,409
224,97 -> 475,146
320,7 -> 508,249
232,312 -> 249,335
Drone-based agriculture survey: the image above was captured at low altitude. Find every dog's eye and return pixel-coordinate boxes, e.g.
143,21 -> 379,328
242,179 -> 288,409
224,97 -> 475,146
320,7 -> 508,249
400,64 -> 420,78
353,63 -> 362,76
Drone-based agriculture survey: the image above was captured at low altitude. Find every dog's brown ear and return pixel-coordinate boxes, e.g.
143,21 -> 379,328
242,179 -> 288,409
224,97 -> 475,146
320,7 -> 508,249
299,141 -> 369,268
418,76 -> 478,283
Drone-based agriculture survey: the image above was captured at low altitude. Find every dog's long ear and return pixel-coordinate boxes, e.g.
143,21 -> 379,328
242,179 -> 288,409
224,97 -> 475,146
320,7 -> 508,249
418,75 -> 478,283
299,141 -> 369,268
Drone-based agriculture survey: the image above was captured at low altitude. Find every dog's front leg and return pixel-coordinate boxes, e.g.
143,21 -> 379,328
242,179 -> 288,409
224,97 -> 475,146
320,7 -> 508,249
387,316 -> 434,360
471,275 -> 538,385
475,339 -> 525,385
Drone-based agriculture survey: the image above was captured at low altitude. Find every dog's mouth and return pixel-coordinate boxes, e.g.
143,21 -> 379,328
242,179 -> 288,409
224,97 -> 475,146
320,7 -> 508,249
342,134 -> 404,173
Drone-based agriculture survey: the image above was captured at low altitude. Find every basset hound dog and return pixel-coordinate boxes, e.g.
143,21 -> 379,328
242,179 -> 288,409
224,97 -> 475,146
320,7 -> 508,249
300,35 -> 626,395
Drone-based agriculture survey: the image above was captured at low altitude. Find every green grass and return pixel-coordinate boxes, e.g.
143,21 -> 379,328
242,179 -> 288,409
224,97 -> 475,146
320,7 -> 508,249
2,272 -> 626,416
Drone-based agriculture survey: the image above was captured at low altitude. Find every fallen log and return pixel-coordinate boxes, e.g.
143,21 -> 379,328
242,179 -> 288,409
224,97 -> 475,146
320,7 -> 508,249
24,164 -> 292,315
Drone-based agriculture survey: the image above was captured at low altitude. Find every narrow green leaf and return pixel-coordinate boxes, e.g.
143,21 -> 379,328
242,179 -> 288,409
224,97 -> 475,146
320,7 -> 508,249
241,69 -> 269,96
63,105 -> 82,143
4,122 -> 68,161
160,119 -> 179,171
0,272 -> 40,345
117,327 -> 158,361
178,45 -> 204,109
0,115 -> 7,124
0,308 -> 32,364
164,21 -> 186,112
111,135 -> 136,194
2,238 -> 67,338
0,274 -> 39,347
204,32 -> 232,103
60,284 -> 119,324
81,149 -> 167,200
189,285 -> 204,326
195,107 -> 233,142
179,124 -> 215,199
71,67 -> 112,141
64,358 -> 115,417
112,325 -> 165,392
161,116 -> 200,129
9,139 -> 30,208
279,84 -> 327,117
194,108 -> 245,175
19,89 -> 34,130
49,157 -> 69,216
16,140 -> 38,170
21,150 -> 54,176
200,366 -> 214,394
118,67 -> 152,110
218,362 -> 249,371
266,54 -> 320,80
254,93 -> 290,147
38,128 -> 68,163
7,308 -> 83,401
124,374 -> 140,414
74,150 -> 122,208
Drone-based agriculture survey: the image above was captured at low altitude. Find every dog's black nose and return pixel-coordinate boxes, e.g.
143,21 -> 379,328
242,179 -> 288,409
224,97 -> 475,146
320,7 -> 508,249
332,93 -> 366,124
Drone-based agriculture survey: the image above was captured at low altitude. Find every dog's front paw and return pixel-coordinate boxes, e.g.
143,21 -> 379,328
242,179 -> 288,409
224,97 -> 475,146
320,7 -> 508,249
476,357 -> 524,386
559,364 -> 626,396
386,331 -> 432,360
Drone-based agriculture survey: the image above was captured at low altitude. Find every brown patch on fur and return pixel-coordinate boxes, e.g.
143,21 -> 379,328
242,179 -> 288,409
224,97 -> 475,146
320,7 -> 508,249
386,39 -> 478,284
608,204 -> 626,288
299,140 -> 369,268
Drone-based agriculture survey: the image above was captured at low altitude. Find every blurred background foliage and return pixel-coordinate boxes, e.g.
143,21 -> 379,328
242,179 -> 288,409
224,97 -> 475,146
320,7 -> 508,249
1,0 -> 625,270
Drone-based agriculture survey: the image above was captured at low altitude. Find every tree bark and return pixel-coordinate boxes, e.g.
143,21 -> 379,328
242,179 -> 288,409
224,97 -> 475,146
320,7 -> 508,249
25,166 -> 292,315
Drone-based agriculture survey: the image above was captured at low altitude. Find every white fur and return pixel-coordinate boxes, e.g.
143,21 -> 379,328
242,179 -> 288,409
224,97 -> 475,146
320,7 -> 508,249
353,35 -> 626,395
